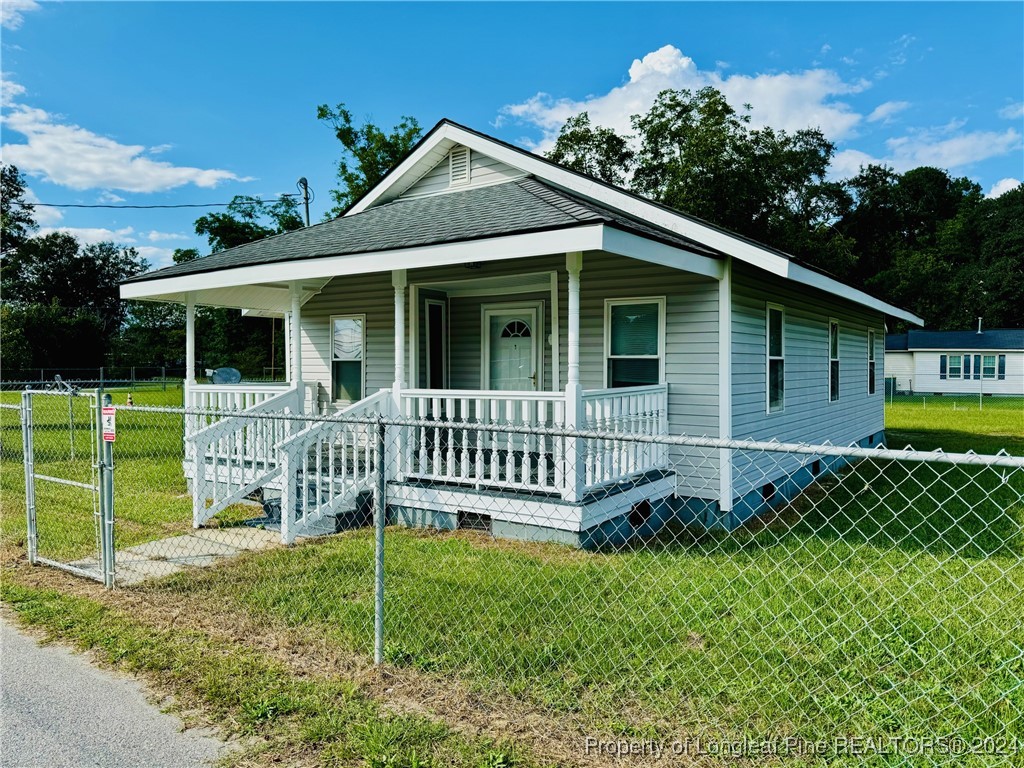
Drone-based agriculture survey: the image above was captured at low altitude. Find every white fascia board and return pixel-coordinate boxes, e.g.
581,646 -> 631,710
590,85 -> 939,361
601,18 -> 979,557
599,227 -> 722,279
783,260 -> 924,325
120,225 -> 606,301
351,123 -> 920,323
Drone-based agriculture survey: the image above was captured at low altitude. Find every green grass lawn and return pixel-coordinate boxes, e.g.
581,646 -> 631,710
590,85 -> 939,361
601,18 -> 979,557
2,388 -> 1021,765
0,388 -> 195,562
886,396 -> 1024,454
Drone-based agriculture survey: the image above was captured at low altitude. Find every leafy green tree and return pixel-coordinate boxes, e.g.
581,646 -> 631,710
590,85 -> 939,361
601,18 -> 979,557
317,104 -> 422,217
2,233 -> 147,336
547,113 -> 634,185
0,164 -> 36,256
194,195 -> 303,253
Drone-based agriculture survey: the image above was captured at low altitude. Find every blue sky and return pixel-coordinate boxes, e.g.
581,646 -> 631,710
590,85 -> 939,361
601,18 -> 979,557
2,2 -> 1022,269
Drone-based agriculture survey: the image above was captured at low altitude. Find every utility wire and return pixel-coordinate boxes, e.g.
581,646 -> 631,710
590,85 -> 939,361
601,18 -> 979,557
12,194 -> 299,210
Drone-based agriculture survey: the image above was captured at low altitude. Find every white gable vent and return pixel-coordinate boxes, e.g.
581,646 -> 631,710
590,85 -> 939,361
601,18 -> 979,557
449,146 -> 470,186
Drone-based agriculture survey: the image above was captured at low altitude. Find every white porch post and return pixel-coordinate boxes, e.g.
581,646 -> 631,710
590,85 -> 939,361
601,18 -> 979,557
283,311 -> 292,383
290,283 -> 303,411
390,269 -> 408,482
564,252 -> 584,502
718,257 -> 734,520
392,269 -> 407,397
185,292 -> 196,388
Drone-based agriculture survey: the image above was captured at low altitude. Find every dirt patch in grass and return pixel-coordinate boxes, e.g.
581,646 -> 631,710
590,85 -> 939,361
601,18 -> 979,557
3,554 -> 736,768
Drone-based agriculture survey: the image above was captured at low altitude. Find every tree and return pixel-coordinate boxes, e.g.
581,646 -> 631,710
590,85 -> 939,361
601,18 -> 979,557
547,113 -> 634,186
547,87 -> 854,275
194,195 -> 303,253
1,164 -> 37,256
1,234 -> 147,335
317,104 -> 423,217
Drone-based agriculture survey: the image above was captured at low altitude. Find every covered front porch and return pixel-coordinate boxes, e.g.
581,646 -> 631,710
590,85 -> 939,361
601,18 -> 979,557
176,252 -> 677,540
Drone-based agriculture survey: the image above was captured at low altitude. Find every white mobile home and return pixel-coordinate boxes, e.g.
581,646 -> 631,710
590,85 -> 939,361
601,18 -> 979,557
121,120 -> 922,546
885,329 -> 1024,397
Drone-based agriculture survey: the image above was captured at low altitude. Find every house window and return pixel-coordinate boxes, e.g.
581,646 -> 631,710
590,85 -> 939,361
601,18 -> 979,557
940,354 -> 947,379
948,354 -> 962,379
829,320 -> 840,402
983,355 -> 997,379
998,354 -> 1006,380
868,329 -> 876,395
964,353 -> 972,379
605,298 -> 665,388
766,304 -> 784,413
331,315 -> 364,402
973,354 -> 982,380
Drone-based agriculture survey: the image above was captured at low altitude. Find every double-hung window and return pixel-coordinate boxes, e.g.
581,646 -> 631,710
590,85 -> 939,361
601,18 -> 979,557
331,315 -> 364,402
868,329 -> 876,395
982,355 -> 997,379
605,298 -> 665,388
948,354 -> 963,379
829,320 -> 840,402
767,304 -> 784,412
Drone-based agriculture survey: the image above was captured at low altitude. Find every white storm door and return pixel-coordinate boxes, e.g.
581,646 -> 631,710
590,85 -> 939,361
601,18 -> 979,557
482,304 -> 541,391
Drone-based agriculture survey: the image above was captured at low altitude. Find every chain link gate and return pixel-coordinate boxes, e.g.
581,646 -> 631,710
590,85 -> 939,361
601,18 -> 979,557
21,388 -> 114,586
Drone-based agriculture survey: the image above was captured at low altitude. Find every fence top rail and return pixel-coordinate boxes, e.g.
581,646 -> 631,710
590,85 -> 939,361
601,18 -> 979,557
117,403 -> 1024,469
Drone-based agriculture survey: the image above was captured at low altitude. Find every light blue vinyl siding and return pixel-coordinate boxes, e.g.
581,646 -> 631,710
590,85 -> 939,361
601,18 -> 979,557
731,262 -> 885,498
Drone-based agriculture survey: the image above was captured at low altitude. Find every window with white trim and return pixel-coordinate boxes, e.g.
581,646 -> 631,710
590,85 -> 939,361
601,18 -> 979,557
868,329 -> 876,395
604,298 -> 665,388
948,354 -> 962,379
331,315 -> 365,402
982,354 -> 997,379
829,320 -> 840,402
767,304 -> 784,412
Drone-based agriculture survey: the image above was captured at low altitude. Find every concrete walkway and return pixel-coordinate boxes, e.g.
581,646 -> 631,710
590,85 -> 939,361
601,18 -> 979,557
71,527 -> 280,586
0,618 -> 232,768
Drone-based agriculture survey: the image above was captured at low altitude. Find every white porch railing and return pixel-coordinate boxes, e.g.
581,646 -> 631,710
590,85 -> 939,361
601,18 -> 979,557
278,390 -> 393,544
582,384 -> 670,490
187,384 -> 302,527
397,385 -> 669,498
399,390 -> 568,493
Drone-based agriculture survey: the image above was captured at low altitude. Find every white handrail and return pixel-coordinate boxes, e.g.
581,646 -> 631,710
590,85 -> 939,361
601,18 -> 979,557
278,390 -> 393,544
188,385 -> 301,528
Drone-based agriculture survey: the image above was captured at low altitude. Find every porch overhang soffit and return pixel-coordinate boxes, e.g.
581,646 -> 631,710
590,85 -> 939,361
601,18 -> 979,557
119,224 -> 724,307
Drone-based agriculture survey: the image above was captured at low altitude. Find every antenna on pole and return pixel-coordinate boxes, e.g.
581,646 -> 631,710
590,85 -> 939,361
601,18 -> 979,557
297,177 -> 312,227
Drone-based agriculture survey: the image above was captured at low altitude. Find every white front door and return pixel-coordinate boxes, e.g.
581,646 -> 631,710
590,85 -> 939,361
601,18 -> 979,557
483,303 -> 541,391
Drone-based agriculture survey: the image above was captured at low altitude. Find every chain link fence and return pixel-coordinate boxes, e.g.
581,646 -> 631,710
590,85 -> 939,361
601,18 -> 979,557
885,374 -> 1024,412
7,400 -> 1024,763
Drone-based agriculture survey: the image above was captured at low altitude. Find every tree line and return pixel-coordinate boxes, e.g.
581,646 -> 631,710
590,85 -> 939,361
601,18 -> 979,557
548,88 -> 1022,329
2,88 -> 1020,380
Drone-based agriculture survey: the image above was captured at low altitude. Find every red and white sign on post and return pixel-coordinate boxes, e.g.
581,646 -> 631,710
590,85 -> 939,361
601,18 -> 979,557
101,406 -> 116,442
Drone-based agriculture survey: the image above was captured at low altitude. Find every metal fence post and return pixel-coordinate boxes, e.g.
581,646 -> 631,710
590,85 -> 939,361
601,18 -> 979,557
99,393 -> 116,589
373,417 -> 387,665
21,390 -> 37,565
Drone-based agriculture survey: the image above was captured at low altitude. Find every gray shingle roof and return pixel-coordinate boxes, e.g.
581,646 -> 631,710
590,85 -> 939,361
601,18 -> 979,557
886,329 -> 1024,351
125,178 -> 718,284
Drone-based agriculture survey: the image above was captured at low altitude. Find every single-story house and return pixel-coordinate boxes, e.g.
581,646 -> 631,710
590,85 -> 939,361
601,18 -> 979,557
885,329 -> 1024,396
121,119 -> 922,546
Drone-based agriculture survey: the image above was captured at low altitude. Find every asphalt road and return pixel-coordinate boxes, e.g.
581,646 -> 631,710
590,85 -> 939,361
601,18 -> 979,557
0,617 -> 230,768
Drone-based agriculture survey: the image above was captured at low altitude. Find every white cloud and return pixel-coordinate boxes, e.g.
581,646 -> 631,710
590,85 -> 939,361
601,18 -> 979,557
0,77 -> 26,106
998,102 -> 1024,120
500,44 -> 870,153
1,0 -> 40,30
19,186 -> 63,226
832,126 -> 1022,177
145,230 -> 189,242
867,100 -> 910,124
1,102 -> 251,192
98,191 -> 126,204
135,246 -> 175,268
38,225 -> 136,245
986,177 -> 1021,198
